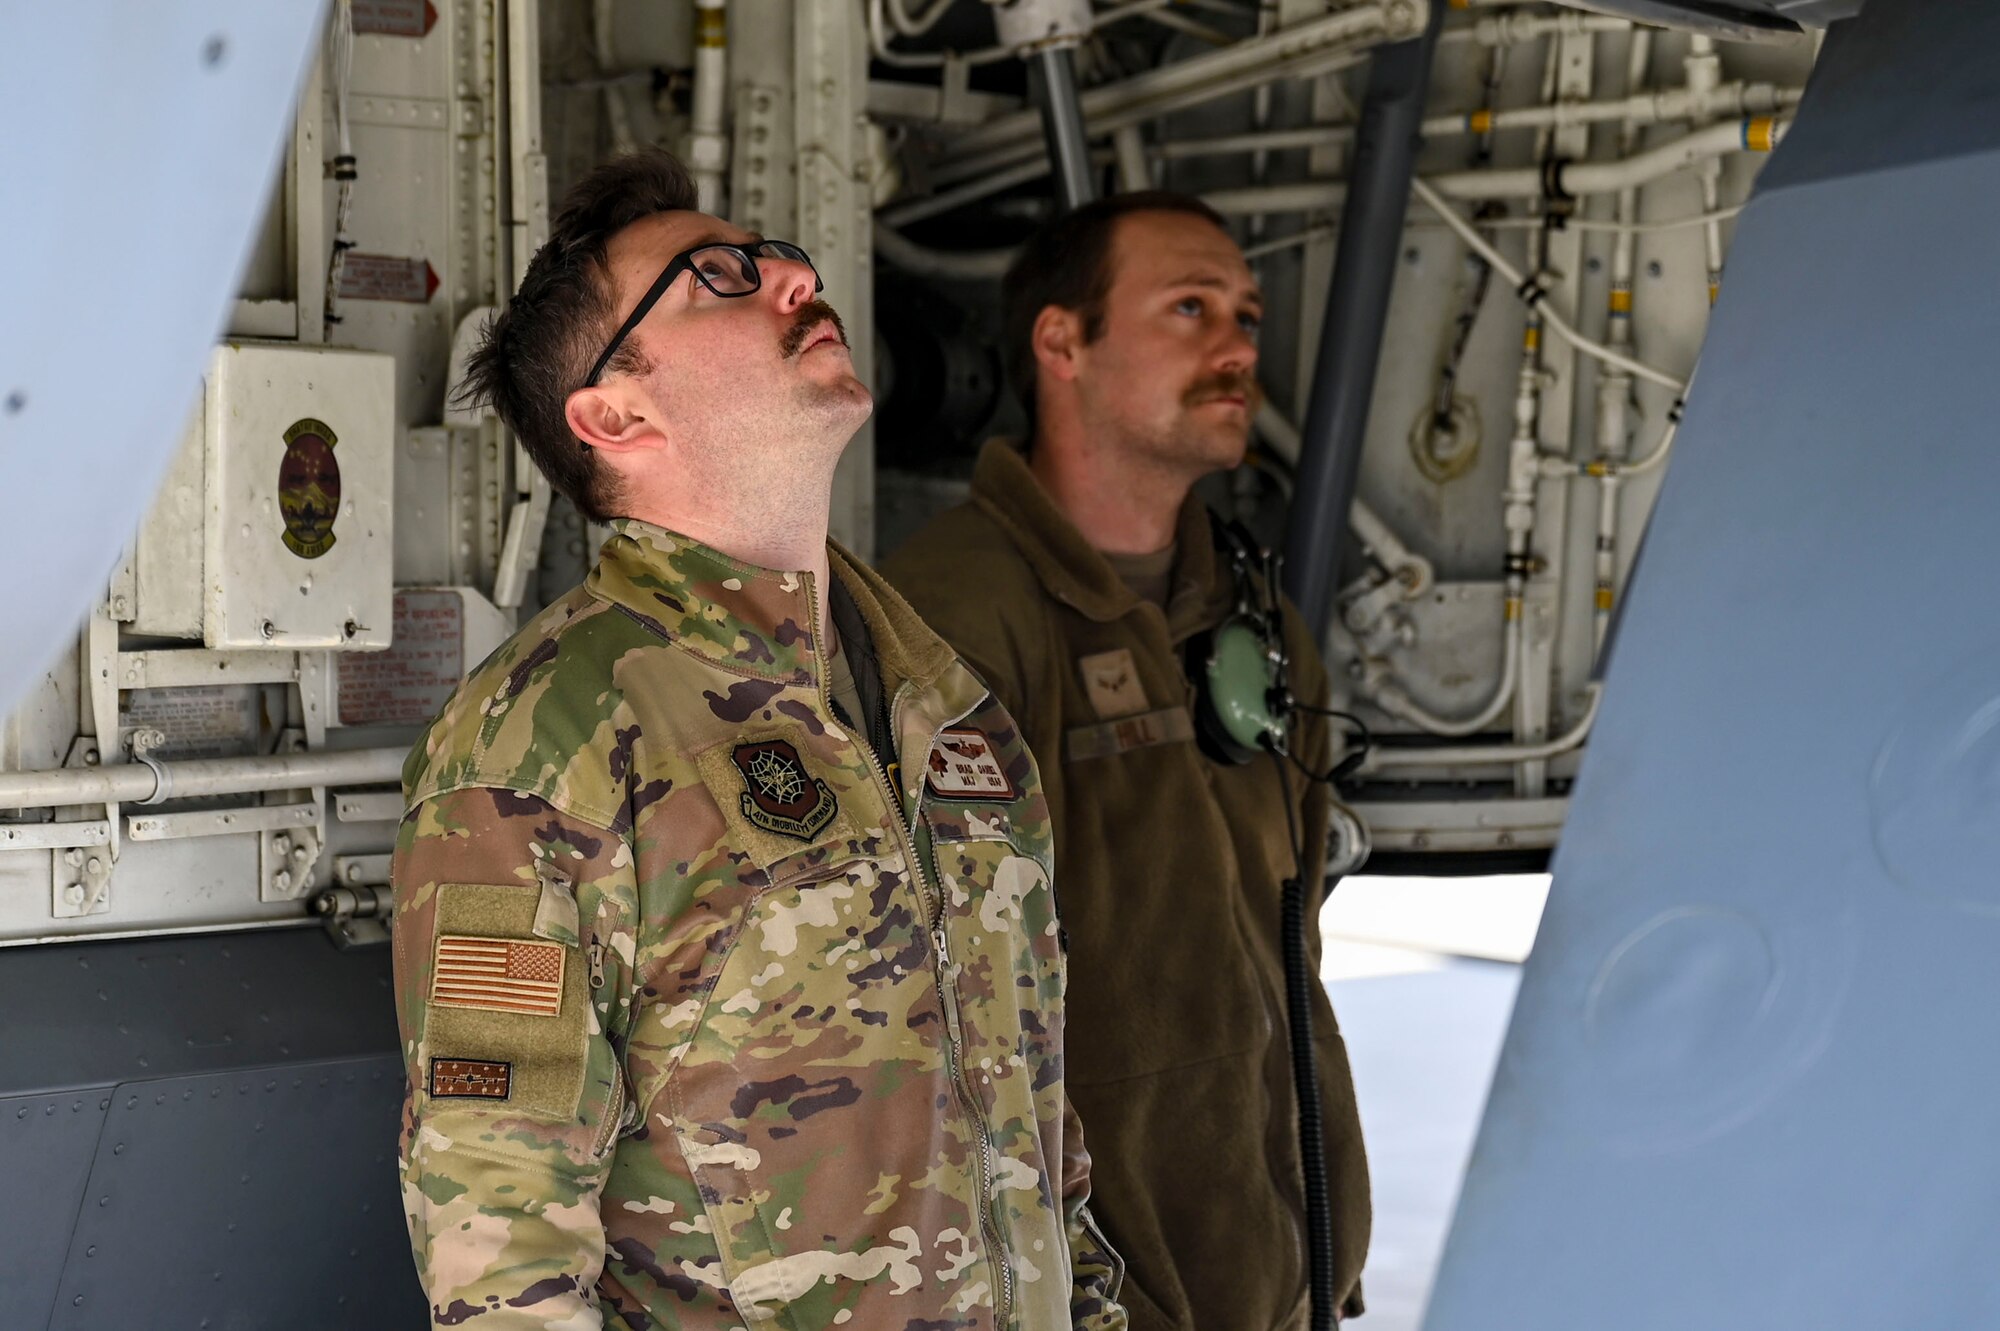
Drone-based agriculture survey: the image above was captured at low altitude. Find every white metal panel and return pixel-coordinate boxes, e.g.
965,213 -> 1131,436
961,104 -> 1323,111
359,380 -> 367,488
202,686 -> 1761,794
0,0 -> 331,719
132,406 -> 209,640
201,343 -> 396,650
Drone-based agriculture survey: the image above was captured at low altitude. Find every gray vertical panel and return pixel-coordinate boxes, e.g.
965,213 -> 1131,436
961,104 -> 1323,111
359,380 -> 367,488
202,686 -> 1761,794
1426,2 -> 2000,1326
47,1057 -> 422,1331
2,1092 -> 111,1330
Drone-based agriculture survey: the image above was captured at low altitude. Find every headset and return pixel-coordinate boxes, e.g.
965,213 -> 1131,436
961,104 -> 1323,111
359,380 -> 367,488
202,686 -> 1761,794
1188,514 -> 1373,778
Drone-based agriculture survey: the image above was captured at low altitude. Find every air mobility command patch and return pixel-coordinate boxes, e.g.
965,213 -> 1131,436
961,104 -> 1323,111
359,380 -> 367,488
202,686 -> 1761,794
925,727 -> 1018,800
731,738 -> 837,840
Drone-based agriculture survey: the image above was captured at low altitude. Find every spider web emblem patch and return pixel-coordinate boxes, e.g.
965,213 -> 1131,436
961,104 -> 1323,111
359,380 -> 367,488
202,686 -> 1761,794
731,738 -> 837,841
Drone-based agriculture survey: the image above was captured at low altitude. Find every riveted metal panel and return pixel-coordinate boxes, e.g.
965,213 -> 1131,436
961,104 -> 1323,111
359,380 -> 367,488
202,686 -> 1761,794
47,1057 -> 421,1331
0,930 -> 394,1099
1,1090 -> 112,1331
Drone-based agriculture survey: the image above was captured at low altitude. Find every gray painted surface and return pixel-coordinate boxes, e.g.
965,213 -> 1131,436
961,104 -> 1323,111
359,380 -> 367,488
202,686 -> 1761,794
4,1090 -> 112,1331
0,929 -> 398,1096
1426,2 -> 2000,1326
47,1057 -> 418,1331
0,931 -> 419,1328
0,0 -> 328,718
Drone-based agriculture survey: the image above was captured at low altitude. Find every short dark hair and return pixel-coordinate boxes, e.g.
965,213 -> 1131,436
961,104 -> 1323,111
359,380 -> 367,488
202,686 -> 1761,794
1001,190 -> 1230,425
453,149 -> 700,522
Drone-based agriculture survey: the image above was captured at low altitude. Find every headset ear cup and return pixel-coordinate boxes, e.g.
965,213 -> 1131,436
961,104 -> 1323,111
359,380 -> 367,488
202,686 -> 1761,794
1189,619 -> 1274,765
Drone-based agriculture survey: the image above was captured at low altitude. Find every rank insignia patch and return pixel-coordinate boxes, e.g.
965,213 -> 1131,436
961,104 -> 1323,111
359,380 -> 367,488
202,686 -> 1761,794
1078,648 -> 1149,719
430,935 -> 566,1017
925,727 -> 1018,800
429,1058 -> 512,1099
731,738 -> 838,841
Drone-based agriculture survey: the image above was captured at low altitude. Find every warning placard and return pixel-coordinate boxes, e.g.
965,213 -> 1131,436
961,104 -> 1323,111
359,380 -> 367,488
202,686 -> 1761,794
353,0 -> 439,38
338,590 -> 466,726
122,685 -> 262,759
338,254 -> 440,304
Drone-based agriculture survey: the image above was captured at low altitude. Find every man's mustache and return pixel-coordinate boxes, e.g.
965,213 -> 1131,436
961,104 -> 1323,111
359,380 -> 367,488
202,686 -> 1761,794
1183,372 -> 1262,409
780,300 -> 848,359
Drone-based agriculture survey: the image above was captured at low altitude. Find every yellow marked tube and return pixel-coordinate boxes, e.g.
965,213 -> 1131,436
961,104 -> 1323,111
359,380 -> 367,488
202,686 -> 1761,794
1504,597 -> 1523,622
1522,324 -> 1540,352
1469,109 -> 1494,134
1595,585 -> 1614,612
1745,116 -> 1777,152
1708,280 -> 1720,306
697,6 -> 726,46
1608,288 -> 1632,316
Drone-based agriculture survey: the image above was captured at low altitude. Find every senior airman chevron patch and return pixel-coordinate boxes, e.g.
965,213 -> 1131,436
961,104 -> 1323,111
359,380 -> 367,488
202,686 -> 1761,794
430,935 -> 565,1017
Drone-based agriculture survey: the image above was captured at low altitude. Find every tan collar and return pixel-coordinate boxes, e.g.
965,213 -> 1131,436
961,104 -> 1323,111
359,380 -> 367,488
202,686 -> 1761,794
967,439 -> 1231,638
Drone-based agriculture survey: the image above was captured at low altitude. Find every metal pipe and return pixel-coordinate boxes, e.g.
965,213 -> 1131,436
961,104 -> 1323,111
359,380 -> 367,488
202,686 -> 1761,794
1359,684 -> 1601,772
1282,0 -> 1445,641
871,222 -> 1016,280
1032,46 -> 1097,209
688,0 -> 730,214
0,747 -> 407,812
928,2 -> 1399,180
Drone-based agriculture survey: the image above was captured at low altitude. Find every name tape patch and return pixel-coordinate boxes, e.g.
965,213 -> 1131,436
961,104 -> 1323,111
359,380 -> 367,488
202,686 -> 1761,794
1065,705 -> 1195,762
430,934 -> 565,1017
925,727 -> 1018,800
429,1058 -> 512,1099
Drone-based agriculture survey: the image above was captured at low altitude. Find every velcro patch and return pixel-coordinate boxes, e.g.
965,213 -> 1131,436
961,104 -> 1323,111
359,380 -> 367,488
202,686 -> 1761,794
731,738 -> 838,841
431,934 -> 566,1017
429,1057 -> 512,1099
925,727 -> 1018,800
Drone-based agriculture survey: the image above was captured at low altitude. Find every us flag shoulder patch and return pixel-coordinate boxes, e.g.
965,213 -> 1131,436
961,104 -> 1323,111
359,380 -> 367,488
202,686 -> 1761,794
430,934 -> 566,1017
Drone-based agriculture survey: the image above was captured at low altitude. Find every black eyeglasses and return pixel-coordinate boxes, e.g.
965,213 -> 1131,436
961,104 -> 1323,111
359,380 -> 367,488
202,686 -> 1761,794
584,240 -> 822,387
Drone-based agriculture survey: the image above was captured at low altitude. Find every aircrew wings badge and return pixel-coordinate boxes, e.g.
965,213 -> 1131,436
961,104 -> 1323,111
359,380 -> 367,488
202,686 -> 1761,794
924,727 -> 1018,800
731,738 -> 838,841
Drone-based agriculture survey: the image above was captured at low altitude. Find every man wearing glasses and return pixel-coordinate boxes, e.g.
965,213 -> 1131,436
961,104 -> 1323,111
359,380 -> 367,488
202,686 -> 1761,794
391,148 -> 1126,1330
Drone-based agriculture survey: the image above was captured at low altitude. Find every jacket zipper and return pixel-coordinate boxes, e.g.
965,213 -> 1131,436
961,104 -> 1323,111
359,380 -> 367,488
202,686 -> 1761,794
804,573 -> 1014,1329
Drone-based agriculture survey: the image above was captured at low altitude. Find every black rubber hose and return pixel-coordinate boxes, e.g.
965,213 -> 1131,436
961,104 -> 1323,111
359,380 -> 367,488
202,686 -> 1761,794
1270,746 -> 1337,1330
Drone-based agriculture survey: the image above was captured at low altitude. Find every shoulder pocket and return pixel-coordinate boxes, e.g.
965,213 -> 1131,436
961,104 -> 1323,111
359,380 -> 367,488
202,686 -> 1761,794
420,881 -> 592,1122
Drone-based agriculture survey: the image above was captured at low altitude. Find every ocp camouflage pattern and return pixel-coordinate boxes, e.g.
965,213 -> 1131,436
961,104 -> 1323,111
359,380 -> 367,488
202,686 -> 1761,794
392,519 -> 1127,1329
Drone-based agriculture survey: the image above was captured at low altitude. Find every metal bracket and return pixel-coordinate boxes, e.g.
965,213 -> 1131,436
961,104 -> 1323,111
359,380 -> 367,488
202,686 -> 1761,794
313,881 -> 392,949
261,822 -> 324,903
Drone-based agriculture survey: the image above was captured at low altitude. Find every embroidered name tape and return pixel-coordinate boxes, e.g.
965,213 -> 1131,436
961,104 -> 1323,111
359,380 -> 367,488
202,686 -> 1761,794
925,727 -> 1018,800
429,1057 -> 512,1099
1065,705 -> 1195,761
430,935 -> 565,1017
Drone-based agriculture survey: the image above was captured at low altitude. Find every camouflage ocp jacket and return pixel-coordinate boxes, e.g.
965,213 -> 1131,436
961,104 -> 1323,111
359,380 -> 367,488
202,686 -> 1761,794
392,519 -> 1127,1330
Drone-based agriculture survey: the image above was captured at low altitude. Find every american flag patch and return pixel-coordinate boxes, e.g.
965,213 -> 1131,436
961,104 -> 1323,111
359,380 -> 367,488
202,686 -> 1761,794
430,935 -> 566,1017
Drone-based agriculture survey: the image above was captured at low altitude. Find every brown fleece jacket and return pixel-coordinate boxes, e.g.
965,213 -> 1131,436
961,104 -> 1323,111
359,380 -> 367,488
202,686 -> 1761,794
882,441 -> 1370,1330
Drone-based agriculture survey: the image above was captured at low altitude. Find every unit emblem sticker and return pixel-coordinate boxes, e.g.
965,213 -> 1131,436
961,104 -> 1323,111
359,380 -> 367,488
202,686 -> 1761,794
1078,647 -> 1150,719
429,1057 -> 511,1100
430,934 -> 565,1017
278,416 -> 342,560
732,739 -> 838,841
925,727 -> 1018,801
